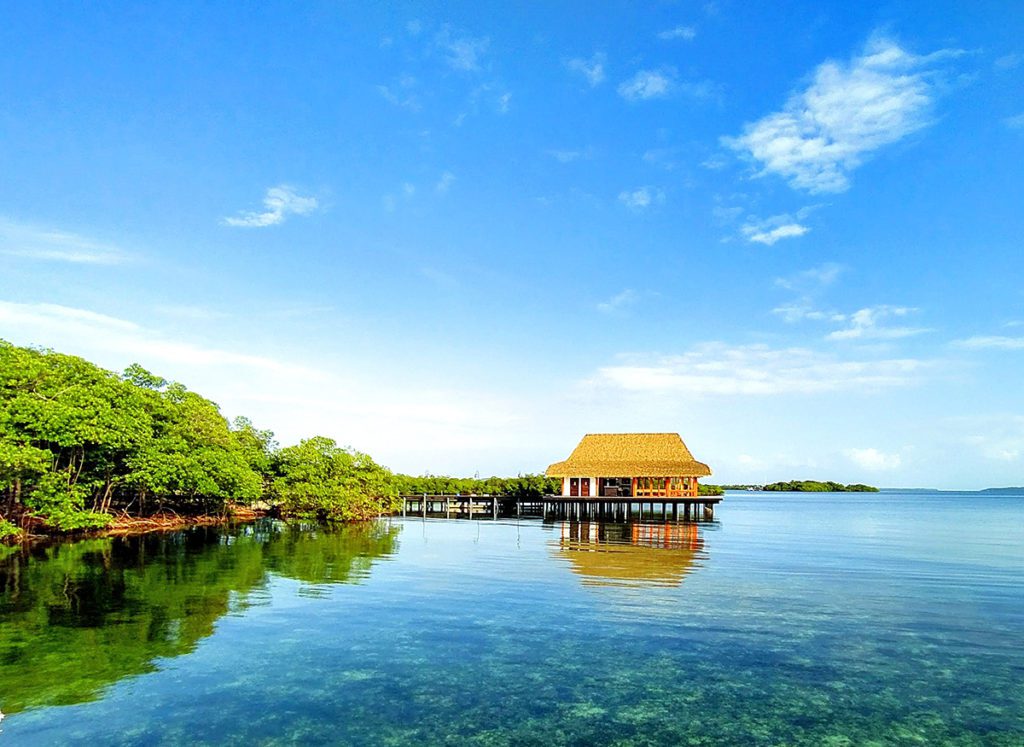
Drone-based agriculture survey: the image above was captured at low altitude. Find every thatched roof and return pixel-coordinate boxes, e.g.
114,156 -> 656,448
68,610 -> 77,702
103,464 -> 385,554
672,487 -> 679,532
546,433 -> 712,478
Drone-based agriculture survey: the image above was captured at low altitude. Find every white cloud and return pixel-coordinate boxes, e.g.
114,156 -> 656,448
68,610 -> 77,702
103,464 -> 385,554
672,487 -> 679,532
0,299 -> 529,464
223,185 -> 318,228
643,146 -> 685,171
845,447 -> 902,471
658,25 -> 696,41
743,222 -> 809,245
723,36 -> 959,193
597,289 -> 639,314
994,52 -> 1022,70
420,267 -> 458,289
0,301 -> 322,379
618,186 -> 665,211
772,303 -> 845,324
701,155 -> 728,170
435,26 -> 489,72
959,415 -> 1024,463
775,263 -> 844,291
953,335 -> 1024,350
546,149 -> 583,163
406,20 -> 423,36
618,68 -> 675,100
435,171 -> 456,194
712,205 -> 744,225
377,78 -> 420,111
1004,113 -> 1024,130
498,92 -> 512,113
827,305 -> 929,341
567,53 -> 606,87
588,342 -> 930,396
0,218 -> 131,264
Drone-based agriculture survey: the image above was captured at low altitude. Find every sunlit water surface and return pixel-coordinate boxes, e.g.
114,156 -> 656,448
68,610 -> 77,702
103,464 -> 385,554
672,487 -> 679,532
2,491 -> 1022,745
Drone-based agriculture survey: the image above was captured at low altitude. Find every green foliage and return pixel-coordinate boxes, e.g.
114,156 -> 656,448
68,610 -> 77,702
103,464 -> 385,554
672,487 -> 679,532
0,340 -> 268,531
760,480 -> 879,493
273,437 -> 399,521
393,473 -> 559,499
0,338 -> 584,533
698,483 -> 725,496
0,517 -> 20,541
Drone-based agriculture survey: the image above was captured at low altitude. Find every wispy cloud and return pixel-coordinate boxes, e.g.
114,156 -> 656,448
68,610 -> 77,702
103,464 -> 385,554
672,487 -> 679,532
546,149 -> 585,163
435,171 -> 456,194
953,335 -> 1024,350
567,53 -> 606,87
1003,113 -> 1024,130
618,186 -> 665,211
618,68 -> 675,100
0,301 -> 323,379
772,303 -> 846,324
377,75 -> 420,111
723,36 -> 961,193
0,218 -> 131,264
587,342 -> 930,396
743,222 -> 809,245
642,147 -> 681,170
712,205 -> 744,225
775,263 -> 844,291
845,447 -> 902,470
827,305 -> 929,341
994,52 -> 1022,71
958,414 -> 1024,462
435,26 -> 489,72
223,185 -> 318,228
420,267 -> 458,289
597,289 -> 639,314
658,25 -> 697,41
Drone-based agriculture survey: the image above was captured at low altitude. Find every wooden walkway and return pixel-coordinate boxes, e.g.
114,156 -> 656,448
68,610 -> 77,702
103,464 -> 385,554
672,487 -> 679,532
398,494 -> 722,522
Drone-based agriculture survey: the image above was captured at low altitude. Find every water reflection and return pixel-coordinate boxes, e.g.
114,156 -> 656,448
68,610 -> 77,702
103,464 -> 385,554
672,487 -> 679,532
0,519 -> 400,715
552,520 -> 706,588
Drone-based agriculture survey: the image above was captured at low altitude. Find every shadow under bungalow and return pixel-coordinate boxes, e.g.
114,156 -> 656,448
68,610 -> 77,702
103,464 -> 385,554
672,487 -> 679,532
543,433 -> 720,521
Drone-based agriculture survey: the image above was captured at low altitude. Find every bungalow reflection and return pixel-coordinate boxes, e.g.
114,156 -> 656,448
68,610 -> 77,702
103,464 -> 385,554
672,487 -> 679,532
553,521 -> 706,588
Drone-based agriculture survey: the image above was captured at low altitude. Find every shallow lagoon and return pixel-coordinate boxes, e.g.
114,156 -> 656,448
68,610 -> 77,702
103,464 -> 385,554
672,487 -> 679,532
2,491 -> 1023,745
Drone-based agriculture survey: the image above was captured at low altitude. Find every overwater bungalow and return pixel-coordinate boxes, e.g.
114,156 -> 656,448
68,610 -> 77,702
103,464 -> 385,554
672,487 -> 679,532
544,433 -> 718,520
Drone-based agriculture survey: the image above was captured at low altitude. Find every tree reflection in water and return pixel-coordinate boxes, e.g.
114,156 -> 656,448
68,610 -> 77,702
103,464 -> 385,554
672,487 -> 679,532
0,519 -> 400,714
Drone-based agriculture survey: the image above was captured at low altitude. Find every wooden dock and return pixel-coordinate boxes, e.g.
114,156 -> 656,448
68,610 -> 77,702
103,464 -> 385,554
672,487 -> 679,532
398,494 -> 721,522
538,495 -> 720,522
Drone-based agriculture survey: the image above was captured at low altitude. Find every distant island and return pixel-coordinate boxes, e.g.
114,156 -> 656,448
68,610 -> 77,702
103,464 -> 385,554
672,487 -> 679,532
710,481 -> 879,493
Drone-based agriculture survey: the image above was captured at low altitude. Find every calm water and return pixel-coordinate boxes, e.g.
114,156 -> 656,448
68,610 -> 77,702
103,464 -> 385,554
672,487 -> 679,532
2,492 -> 1023,745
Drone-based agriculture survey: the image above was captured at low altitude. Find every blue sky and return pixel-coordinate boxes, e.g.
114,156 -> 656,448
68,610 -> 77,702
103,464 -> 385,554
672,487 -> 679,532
1,1 -> 1022,487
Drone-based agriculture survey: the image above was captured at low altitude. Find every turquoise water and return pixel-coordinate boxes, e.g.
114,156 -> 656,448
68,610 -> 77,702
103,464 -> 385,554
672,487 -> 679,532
2,492 -> 1023,745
